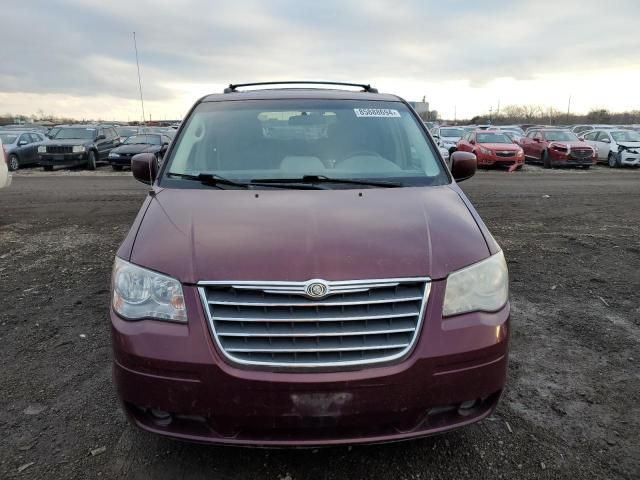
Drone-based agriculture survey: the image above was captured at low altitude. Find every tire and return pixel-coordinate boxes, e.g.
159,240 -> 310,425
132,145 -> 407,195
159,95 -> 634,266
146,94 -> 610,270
86,150 -> 97,170
43,165 -> 53,172
112,165 -> 123,171
8,154 -> 19,171
542,150 -> 551,169
608,153 -> 618,168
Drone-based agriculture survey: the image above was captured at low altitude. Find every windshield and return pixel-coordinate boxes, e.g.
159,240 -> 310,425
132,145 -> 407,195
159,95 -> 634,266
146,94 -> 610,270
54,128 -> 96,140
611,131 -> 640,142
163,99 -> 448,188
477,133 -> 512,144
545,131 -> 578,141
124,134 -> 161,145
440,128 -> 464,138
0,133 -> 18,144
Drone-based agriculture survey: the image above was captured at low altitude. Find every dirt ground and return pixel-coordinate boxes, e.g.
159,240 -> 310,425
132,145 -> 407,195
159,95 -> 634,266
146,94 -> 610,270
0,165 -> 638,479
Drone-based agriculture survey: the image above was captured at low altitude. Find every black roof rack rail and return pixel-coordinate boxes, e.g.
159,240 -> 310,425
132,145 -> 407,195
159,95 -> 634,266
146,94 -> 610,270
223,81 -> 378,94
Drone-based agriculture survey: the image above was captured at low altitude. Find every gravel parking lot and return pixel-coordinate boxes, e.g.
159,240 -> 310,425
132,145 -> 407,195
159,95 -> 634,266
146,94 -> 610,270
0,166 -> 638,479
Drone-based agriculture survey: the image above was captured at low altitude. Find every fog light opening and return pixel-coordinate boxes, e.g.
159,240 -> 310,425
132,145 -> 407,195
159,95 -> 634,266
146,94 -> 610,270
457,399 -> 479,417
150,408 -> 173,426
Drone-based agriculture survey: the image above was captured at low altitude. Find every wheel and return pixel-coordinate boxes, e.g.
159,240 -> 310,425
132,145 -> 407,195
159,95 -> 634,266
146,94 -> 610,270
8,154 -> 19,171
86,150 -> 97,170
542,150 -> 551,169
111,165 -> 123,171
43,165 -> 53,171
608,153 -> 618,168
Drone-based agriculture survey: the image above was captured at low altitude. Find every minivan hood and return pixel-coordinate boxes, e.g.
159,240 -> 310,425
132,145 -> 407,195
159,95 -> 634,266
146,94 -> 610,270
129,186 -> 491,284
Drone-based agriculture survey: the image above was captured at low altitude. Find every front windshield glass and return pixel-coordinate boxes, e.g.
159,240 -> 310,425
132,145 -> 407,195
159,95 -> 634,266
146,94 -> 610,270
54,128 -> 96,140
164,99 -> 448,188
0,133 -> 18,144
440,128 -> 464,138
477,133 -> 512,144
611,131 -> 640,142
545,131 -> 578,141
124,134 -> 161,145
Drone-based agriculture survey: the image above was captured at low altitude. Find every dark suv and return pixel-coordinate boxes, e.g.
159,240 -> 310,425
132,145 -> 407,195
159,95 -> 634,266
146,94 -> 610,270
38,125 -> 120,170
112,81 -> 509,446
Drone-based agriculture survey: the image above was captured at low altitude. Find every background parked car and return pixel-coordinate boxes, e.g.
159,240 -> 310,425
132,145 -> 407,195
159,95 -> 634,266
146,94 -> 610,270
0,138 -> 11,189
518,129 -> 595,168
581,129 -> 640,167
0,130 -> 46,171
108,133 -> 172,170
115,126 -> 140,143
432,126 -> 465,154
38,124 -> 120,170
457,130 -> 524,170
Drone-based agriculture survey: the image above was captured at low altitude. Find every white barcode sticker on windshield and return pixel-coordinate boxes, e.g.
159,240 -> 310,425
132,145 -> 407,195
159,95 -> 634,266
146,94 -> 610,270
353,108 -> 401,118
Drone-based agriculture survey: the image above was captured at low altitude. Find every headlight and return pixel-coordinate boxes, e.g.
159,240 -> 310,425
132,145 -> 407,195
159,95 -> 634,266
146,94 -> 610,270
443,251 -> 509,317
479,147 -> 493,155
112,257 -> 186,322
109,152 -> 120,158
72,145 -> 86,153
516,149 -> 524,157
38,145 -> 47,153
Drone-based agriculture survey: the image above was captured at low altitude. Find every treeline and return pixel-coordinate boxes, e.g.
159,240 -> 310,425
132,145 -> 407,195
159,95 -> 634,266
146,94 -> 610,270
459,106 -> 640,126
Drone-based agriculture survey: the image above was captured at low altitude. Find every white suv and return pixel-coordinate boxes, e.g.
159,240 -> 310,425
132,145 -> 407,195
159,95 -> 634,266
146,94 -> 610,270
0,138 -> 12,189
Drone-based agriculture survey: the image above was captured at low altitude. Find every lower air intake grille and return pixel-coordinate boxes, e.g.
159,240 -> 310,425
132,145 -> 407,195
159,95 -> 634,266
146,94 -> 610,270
199,278 -> 430,368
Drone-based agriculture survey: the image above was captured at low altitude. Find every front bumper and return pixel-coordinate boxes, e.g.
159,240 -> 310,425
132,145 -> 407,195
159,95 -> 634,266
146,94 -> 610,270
548,150 -> 595,166
38,152 -> 87,167
111,281 -> 509,446
109,156 -> 133,166
476,153 -> 524,167
620,152 -> 640,166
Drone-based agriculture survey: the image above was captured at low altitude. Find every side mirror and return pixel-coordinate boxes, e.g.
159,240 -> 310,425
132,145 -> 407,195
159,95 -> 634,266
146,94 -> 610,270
18,140 -> 28,146
450,151 -> 477,182
469,139 -> 475,145
602,138 -> 611,143
533,138 -> 540,142
132,152 -> 158,185
432,134 -> 440,140
96,134 -> 106,140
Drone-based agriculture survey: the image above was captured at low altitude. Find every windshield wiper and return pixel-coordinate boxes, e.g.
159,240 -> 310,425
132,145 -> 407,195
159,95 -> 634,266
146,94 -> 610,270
250,175 -> 403,188
166,172 -> 250,189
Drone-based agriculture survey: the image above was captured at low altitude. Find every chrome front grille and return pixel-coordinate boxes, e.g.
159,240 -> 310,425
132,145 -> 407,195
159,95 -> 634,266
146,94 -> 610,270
46,145 -> 73,154
199,278 -> 430,368
570,149 -> 592,159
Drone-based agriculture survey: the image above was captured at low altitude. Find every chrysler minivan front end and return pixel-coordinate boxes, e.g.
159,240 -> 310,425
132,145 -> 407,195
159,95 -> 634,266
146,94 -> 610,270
110,83 -> 510,446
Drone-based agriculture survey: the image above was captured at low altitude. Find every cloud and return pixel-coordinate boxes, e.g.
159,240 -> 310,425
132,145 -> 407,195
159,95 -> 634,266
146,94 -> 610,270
0,0 -> 639,119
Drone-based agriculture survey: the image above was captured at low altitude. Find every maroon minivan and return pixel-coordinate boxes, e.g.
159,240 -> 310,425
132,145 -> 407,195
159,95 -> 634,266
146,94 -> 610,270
111,82 -> 510,446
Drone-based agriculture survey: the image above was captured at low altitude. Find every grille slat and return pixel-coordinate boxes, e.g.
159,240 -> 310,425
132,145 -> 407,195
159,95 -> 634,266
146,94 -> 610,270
199,278 -> 430,369
46,145 -> 73,154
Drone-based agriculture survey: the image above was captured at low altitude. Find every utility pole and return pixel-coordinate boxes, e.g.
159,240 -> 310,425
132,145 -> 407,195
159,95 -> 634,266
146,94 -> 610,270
497,100 -> 500,118
454,105 -> 457,124
489,107 -> 493,124
567,95 -> 571,123
133,32 -> 146,126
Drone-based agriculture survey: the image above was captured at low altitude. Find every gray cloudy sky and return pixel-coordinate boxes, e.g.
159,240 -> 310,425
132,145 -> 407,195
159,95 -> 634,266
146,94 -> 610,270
1,0 -> 639,120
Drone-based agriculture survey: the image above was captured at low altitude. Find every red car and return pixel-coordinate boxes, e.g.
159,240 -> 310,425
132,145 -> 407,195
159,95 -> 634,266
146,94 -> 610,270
111,81 -> 509,447
457,130 -> 524,171
518,129 -> 595,168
